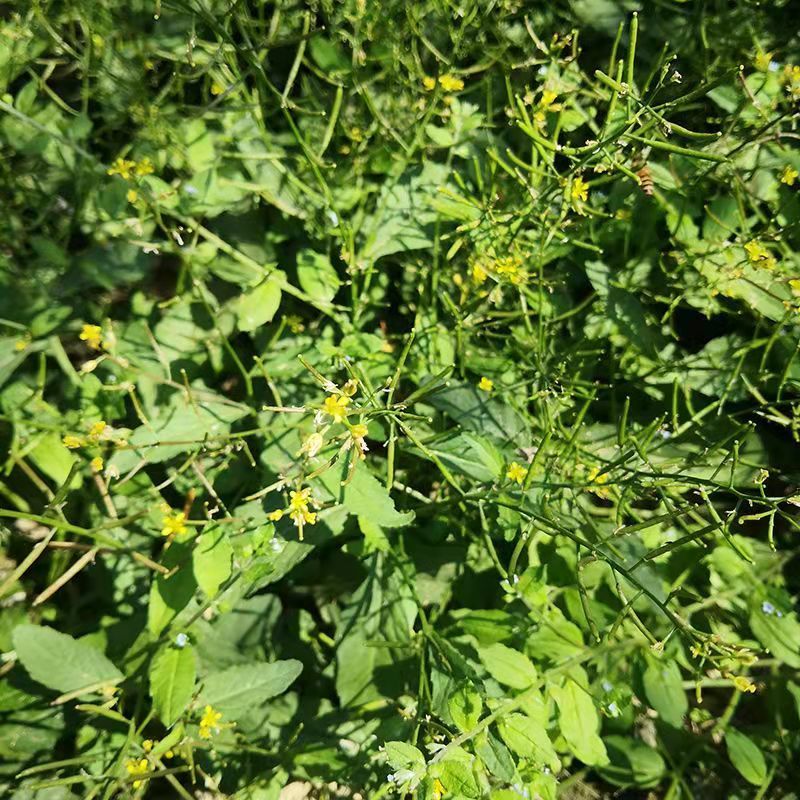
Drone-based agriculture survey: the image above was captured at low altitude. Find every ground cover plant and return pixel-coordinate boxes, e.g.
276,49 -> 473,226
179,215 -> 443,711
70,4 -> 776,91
1,0 -> 800,797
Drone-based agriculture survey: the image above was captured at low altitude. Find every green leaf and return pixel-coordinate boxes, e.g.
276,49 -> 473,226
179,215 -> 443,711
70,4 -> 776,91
318,463 -> 414,529
193,528 -> 233,598
296,249 -> 340,303
448,682 -> 482,732
198,659 -> 303,719
12,624 -> 123,695
478,643 -> 537,690
420,432 -> 503,481
598,736 -> 665,787
28,431 -> 76,486
550,674 -> 609,766
496,712 -> 559,771
234,276 -> 282,332
749,605 -> 800,668
148,541 -> 198,635
642,657 -> 688,727
434,748 -> 481,798
725,729 -> 767,787
429,384 -> 529,445
149,644 -> 196,727
384,740 -> 425,772
360,163 -> 449,262
474,731 -> 516,783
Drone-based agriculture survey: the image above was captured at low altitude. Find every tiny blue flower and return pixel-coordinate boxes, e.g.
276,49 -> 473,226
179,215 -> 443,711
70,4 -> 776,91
762,601 -> 775,615
175,632 -> 189,648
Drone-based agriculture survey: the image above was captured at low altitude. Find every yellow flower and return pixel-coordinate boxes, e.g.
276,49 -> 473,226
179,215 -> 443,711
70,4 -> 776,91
789,279 -> 800,297
540,89 -> 558,108
494,255 -> 525,285
161,510 -> 187,537
432,778 -> 445,800
506,462 -> 526,484
211,81 -> 224,96
107,157 -> 136,180
587,466 -> 611,498
268,509 -> 284,521
142,739 -> 153,753
90,456 -> 104,472
289,488 -> 312,512
125,758 -> 149,788
439,74 -> 464,92
135,157 -> 154,177
63,435 -> 83,449
79,323 -> 103,350
199,704 -> 223,738
471,262 -> 488,285
350,423 -> 368,439
780,165 -> 798,186
14,337 -> 29,351
478,377 -> 493,392
342,378 -> 359,396
731,675 -> 756,694
423,75 -> 436,91
288,488 -> 317,537
350,422 -> 369,459
754,50 -> 773,72
88,420 -> 107,440
323,394 -> 351,421
571,176 -> 589,203
744,241 -> 776,270
127,188 -> 138,203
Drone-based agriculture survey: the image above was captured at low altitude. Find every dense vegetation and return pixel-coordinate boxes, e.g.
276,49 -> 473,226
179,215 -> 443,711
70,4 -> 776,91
2,1 -> 800,797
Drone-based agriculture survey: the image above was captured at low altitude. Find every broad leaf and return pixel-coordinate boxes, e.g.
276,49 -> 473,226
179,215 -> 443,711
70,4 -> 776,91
13,625 -> 123,695
149,644 -> 196,727
198,659 -> 302,719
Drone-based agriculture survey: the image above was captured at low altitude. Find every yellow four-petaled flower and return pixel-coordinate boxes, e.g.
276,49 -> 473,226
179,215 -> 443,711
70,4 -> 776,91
506,462 -> 526,484
161,510 -> 187,537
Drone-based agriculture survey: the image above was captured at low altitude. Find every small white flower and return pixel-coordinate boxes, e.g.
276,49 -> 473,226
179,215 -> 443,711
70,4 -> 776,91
175,633 -> 189,648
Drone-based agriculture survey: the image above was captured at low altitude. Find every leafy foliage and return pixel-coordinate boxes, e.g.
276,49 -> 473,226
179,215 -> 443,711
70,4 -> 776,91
1,0 -> 800,798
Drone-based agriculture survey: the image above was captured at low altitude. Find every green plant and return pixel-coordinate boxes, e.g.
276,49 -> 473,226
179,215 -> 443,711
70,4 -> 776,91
1,1 -> 800,798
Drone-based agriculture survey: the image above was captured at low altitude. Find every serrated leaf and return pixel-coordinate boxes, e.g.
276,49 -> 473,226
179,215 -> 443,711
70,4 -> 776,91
478,643 -> 537,689
435,750 -> 480,798
318,462 -> 414,529
384,740 -> 425,772
193,528 -> 233,598
234,276 -> 281,332
726,729 -> 767,786
496,712 -> 559,771
198,659 -> 302,719
12,625 -> 123,695
149,644 -> 196,727
448,683 -> 482,732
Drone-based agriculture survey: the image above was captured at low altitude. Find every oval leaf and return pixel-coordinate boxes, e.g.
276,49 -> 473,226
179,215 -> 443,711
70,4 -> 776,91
234,277 -> 281,332
149,644 -> 196,727
13,624 -> 123,695
198,659 -> 302,719
726,729 -> 767,787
